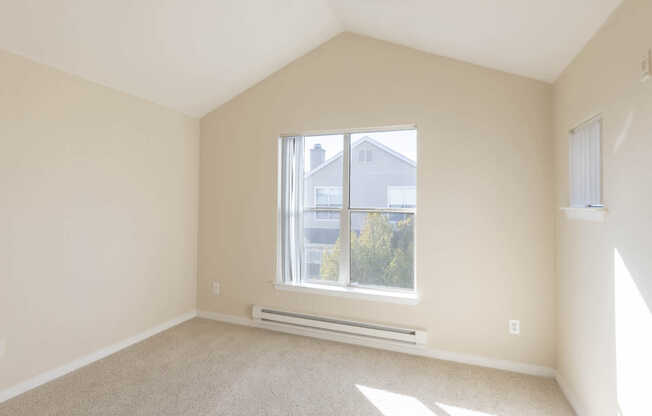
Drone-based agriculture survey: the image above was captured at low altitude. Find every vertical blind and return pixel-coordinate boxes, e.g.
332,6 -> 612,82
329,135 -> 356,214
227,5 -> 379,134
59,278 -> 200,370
278,136 -> 304,283
569,118 -> 601,207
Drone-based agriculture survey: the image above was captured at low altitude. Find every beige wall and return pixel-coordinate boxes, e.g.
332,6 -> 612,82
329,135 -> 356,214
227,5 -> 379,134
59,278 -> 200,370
0,51 -> 199,391
4,4 -> 649,406
553,0 -> 652,414
199,33 -> 556,368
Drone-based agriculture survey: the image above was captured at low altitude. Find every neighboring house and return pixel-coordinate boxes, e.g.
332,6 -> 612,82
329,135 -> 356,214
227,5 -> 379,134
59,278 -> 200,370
304,136 -> 416,279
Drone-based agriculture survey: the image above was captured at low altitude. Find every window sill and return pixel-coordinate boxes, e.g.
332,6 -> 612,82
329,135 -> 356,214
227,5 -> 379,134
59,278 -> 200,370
560,207 -> 607,222
274,282 -> 419,305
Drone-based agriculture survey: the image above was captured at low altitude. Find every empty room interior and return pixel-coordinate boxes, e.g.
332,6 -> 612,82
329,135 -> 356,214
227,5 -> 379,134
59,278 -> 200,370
1,0 -> 651,415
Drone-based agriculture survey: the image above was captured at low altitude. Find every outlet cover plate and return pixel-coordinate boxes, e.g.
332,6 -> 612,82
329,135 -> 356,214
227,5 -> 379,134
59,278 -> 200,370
509,320 -> 520,335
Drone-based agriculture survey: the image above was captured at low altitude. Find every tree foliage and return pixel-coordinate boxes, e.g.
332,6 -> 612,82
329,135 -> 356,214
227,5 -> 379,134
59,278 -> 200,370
320,213 -> 414,288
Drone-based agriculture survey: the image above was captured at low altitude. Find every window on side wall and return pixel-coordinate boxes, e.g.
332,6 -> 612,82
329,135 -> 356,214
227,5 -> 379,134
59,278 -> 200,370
569,117 -> 602,208
278,128 -> 417,293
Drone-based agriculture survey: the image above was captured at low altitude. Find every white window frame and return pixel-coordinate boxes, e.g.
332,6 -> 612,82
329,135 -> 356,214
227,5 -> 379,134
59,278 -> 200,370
277,126 -> 418,303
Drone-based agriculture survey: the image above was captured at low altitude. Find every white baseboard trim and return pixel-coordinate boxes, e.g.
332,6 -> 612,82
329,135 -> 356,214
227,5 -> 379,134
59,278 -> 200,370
197,310 -> 556,378
555,373 -> 586,416
0,309 -> 198,404
198,310 -> 254,327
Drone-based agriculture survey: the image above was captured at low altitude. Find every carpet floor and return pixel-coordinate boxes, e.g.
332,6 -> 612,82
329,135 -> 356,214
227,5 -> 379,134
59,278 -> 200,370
0,318 -> 574,415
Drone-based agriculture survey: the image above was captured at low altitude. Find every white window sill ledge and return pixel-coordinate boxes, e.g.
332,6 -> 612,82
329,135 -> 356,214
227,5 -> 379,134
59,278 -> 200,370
560,207 -> 607,222
274,282 -> 419,305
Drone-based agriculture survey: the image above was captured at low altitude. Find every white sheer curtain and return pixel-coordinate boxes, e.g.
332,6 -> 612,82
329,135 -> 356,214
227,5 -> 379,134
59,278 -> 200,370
569,118 -> 601,207
278,136 -> 304,283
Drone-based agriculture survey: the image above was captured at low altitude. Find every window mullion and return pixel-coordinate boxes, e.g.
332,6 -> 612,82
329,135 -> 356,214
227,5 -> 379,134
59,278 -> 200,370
339,133 -> 351,286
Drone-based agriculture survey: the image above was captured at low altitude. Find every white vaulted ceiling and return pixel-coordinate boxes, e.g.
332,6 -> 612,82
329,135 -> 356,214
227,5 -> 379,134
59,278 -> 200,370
0,0 -> 623,117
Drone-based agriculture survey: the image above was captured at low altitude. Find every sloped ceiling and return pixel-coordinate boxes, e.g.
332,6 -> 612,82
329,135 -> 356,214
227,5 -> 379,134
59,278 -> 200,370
0,0 -> 622,117
329,0 -> 623,84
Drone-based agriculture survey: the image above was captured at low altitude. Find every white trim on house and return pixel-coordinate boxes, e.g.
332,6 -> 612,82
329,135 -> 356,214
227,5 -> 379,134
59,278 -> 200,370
312,185 -> 342,221
305,136 -> 416,177
387,185 -> 417,208
197,310 -> 556,378
0,310 -> 198,404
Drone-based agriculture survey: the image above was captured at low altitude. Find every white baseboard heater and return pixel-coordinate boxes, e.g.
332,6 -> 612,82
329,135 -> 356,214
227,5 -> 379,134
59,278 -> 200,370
252,305 -> 427,345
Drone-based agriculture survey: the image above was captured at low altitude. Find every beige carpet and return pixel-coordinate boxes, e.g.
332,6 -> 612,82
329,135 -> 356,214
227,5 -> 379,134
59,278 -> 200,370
0,318 -> 574,415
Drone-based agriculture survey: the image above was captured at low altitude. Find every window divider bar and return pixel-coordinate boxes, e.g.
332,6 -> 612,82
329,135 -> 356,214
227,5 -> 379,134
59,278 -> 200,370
305,208 -> 343,212
339,133 -> 351,286
348,208 -> 416,214
306,207 -> 415,213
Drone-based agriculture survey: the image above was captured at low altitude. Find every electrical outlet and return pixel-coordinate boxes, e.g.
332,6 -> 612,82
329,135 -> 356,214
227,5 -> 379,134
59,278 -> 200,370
211,281 -> 220,295
0,339 -> 6,358
509,320 -> 520,335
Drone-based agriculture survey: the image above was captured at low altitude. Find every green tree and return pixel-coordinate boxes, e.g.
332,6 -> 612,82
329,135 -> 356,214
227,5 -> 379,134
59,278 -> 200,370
319,234 -> 341,281
320,213 -> 413,288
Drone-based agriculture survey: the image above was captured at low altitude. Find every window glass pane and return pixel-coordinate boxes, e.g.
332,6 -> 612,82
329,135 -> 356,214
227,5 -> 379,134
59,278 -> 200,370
315,186 -> 342,208
302,135 -> 343,283
315,188 -> 329,205
304,135 -> 343,208
316,211 -> 328,220
331,188 -> 342,206
350,212 -> 414,289
388,186 -> 416,208
303,211 -> 340,282
350,130 -> 417,209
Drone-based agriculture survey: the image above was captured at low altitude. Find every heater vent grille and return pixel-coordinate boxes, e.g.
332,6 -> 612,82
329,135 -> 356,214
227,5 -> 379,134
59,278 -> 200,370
252,305 -> 426,345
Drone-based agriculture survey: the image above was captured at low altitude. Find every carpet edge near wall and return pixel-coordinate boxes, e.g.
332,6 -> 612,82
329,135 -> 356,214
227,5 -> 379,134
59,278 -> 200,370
0,310 -> 198,404
196,309 -> 557,378
555,372 -> 585,416
1,309 -> 561,404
